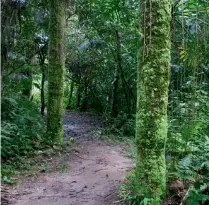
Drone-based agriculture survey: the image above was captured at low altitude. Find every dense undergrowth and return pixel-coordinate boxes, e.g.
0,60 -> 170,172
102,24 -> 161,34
1,94 -> 45,159
99,107 -> 209,205
1,93 -> 74,184
2,91 -> 209,205
1,92 -> 47,183
1,98 -> 209,205
101,112 -> 136,139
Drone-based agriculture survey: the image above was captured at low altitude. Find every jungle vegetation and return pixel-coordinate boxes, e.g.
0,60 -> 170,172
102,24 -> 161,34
1,0 -> 209,204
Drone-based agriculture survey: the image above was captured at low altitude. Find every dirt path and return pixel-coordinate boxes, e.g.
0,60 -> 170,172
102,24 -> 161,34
63,112 -> 102,142
9,112 -> 132,205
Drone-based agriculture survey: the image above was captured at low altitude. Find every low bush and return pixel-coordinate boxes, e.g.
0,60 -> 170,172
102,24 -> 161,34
1,94 -> 45,160
102,112 -> 135,139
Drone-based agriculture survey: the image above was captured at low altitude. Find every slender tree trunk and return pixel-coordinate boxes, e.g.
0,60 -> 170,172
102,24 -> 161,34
41,65 -> 45,117
76,85 -> 81,109
111,30 -> 123,118
28,55 -> 34,99
22,52 -> 34,99
111,65 -> 119,117
120,69 -> 131,116
38,45 -> 47,117
115,30 -> 131,116
66,81 -> 74,109
47,0 -> 66,144
22,70 -> 33,99
81,78 -> 88,111
1,46 -> 7,74
135,0 -> 171,200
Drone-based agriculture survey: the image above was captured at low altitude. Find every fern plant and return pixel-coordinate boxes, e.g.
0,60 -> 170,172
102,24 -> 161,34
1,94 -> 45,159
174,136 -> 209,205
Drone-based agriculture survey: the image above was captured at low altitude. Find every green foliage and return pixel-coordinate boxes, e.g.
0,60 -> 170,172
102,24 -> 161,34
184,188 -> 209,205
166,1 -> 209,202
1,0 -> 209,204
1,95 -> 44,159
1,0 -> 48,158
172,136 -> 209,205
119,170 -> 139,204
119,171 -> 160,205
167,97 -> 209,204
65,0 -> 138,114
102,112 -> 135,139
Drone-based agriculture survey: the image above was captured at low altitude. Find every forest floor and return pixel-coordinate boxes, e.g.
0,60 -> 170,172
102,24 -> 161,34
6,112 -> 133,205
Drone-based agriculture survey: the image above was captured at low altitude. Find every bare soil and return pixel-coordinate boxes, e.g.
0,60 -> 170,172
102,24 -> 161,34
7,112 -> 132,205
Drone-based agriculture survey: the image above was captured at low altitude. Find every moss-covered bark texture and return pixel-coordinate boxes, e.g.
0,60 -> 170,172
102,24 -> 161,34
136,0 -> 171,200
47,0 -> 66,144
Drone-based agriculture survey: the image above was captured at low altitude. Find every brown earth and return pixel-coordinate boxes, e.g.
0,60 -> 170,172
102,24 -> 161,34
7,112 -> 132,205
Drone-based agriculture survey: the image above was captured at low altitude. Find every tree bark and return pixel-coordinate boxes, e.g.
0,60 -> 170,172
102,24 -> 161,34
22,69 -> 33,99
47,0 -> 66,144
115,30 -> 131,116
80,77 -> 88,112
76,85 -> 81,109
111,30 -> 123,118
111,65 -> 119,117
37,41 -> 48,116
135,0 -> 171,201
66,81 -> 74,109
41,64 -> 45,117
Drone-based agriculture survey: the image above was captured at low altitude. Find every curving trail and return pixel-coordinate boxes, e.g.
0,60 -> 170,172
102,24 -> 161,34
9,112 -> 132,205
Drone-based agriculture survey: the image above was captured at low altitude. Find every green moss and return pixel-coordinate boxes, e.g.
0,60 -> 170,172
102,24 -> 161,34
46,0 -> 66,144
135,0 -> 171,201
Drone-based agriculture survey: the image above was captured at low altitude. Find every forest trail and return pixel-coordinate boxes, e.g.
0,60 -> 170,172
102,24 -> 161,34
9,112 -> 132,205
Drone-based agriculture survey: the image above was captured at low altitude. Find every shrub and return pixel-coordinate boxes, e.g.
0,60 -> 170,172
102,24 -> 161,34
1,94 -> 45,159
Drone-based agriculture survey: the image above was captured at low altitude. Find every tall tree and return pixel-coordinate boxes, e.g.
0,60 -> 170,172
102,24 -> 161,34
47,0 -> 66,144
135,0 -> 171,201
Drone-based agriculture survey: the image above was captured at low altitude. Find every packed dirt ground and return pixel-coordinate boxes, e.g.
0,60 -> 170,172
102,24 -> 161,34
5,112 -> 133,205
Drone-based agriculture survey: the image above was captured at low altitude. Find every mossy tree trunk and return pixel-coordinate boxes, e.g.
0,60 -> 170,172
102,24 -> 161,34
47,0 -> 66,144
135,0 -> 171,201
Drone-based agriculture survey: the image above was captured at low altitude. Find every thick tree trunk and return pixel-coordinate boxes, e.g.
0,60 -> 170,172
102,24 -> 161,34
135,0 -> 171,200
47,0 -> 66,144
